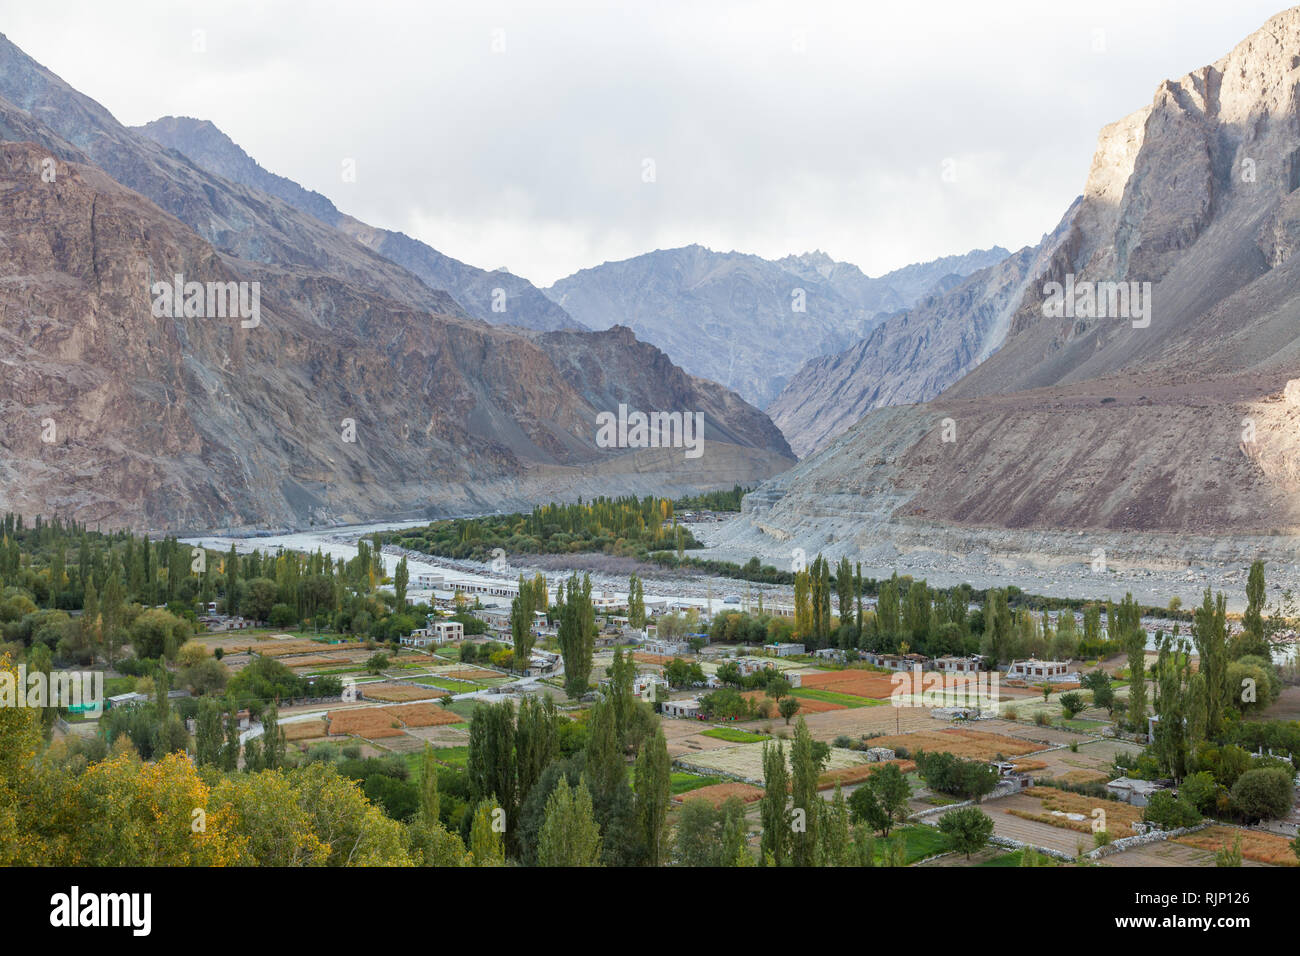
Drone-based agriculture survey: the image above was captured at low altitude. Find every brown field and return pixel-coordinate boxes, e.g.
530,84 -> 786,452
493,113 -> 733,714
254,640 -> 336,658
819,759 -> 916,789
870,728 -> 1041,760
282,718 -> 329,741
326,702 -> 465,737
1005,787 -> 1143,839
1175,826 -> 1297,866
327,709 -> 406,738
1012,760 -> 1049,773
362,684 -> 447,702
1059,769 -> 1110,786
392,703 -> 465,727
284,655 -> 353,669
797,670 -> 908,699
675,782 -> 765,807
741,703 -> 937,741
633,653 -> 674,665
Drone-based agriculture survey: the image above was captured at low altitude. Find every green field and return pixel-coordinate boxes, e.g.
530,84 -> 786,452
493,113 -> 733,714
792,688 -> 886,709
700,727 -> 771,743
670,772 -> 728,795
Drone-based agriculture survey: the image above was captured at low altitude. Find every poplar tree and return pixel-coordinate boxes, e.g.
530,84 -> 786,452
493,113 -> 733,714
538,776 -> 602,866
195,698 -> 224,767
1191,587 -> 1230,738
394,556 -> 408,608
510,573 -> 536,671
634,727 -> 671,866
469,800 -> 506,866
759,739 -> 790,865
557,572 -> 596,696
790,717 -> 819,866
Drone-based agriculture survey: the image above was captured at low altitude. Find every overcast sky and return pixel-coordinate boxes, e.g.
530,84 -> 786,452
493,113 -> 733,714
3,0 -> 1290,286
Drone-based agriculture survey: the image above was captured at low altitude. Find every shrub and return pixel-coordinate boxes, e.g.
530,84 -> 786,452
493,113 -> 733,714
1058,692 -> 1084,719
1230,767 -> 1294,822
1143,790 -> 1202,830
1034,711 -> 1050,727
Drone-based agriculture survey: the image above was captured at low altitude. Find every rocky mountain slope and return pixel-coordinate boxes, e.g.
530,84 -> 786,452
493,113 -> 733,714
133,116 -> 582,332
0,39 -> 794,532
767,208 -> 1076,457
544,244 -> 1007,408
719,8 -> 1300,570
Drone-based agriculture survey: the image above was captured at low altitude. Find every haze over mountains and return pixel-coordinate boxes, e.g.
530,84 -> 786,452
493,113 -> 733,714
545,243 -> 1008,408
714,7 -> 1300,570
133,116 -> 583,334
0,33 -> 793,531
768,206 -> 1078,456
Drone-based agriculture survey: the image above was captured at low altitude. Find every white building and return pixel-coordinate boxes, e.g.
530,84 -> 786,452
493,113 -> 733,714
645,638 -> 692,657
661,698 -> 701,719
401,620 -> 465,648
1006,659 -> 1076,682
765,642 -> 805,658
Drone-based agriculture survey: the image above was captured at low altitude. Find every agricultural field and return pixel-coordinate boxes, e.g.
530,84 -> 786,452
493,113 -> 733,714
870,728 -> 1043,761
1174,826 -> 1298,866
700,727 -> 771,743
361,684 -> 448,703
282,717 -> 329,741
796,669 -> 913,700
937,798 -> 1090,857
678,743 -> 869,784
1004,787 -> 1144,839
674,782 -> 765,807
819,759 -> 915,789
327,702 -> 464,738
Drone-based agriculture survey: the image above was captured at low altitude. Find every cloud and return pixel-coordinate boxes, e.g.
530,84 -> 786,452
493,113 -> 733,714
4,0 -> 1285,285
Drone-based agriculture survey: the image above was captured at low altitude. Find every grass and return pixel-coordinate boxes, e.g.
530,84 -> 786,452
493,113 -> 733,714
1061,718 -> 1108,732
103,676 -> 135,697
792,688 -> 884,709
884,825 -> 950,865
670,772 -> 728,796
700,727 -> 772,743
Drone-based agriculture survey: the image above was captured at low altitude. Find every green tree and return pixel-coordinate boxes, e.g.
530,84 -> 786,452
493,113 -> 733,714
510,573 -> 536,673
468,799 -> 506,866
938,806 -> 995,859
633,727 -> 671,866
394,556 -> 408,609
194,698 -> 224,767
789,717 -> 819,866
1235,560 -> 1269,658
261,702 -> 285,770
759,739 -> 790,865
538,775 -> 603,866
556,572 -> 596,696
1191,587 -> 1230,739
466,700 -> 517,836
1230,767 -> 1293,822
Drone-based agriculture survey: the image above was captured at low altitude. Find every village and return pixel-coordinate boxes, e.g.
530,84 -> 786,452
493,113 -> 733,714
63,552 -> 1293,871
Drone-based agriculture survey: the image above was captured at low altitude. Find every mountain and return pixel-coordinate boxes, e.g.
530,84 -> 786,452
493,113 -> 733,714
133,116 -> 583,333
544,244 -> 1008,409
0,39 -> 794,531
716,8 -> 1300,569
767,210 -> 1076,457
